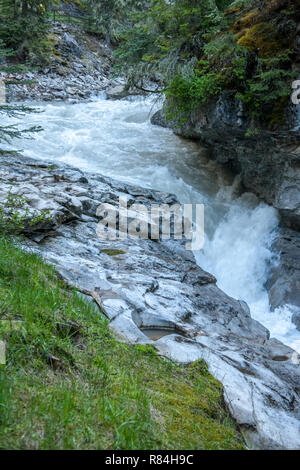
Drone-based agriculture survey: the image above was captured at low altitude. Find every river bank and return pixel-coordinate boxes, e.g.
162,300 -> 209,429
2,95 -> 300,350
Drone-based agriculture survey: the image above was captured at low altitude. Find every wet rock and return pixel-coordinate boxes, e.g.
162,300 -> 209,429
292,312 -> 300,330
0,153 -> 299,450
267,228 -> 300,326
106,84 -> 146,100
106,85 -> 129,100
151,109 -> 172,128
62,32 -> 83,58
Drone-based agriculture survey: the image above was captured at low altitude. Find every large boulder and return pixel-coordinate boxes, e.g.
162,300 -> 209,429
106,85 -> 130,100
105,83 -> 146,100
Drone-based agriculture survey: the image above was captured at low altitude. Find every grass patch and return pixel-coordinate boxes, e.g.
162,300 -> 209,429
0,237 -> 244,450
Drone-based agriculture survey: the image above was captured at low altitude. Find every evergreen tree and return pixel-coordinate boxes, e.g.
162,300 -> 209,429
0,1 -> 56,150
0,0 -> 58,64
85,0 -> 147,45
0,39 -> 41,151
114,0 -> 227,88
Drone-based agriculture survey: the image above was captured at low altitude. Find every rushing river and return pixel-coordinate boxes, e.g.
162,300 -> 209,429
4,95 -> 300,352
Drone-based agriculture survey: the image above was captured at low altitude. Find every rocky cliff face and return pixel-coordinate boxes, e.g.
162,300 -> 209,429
0,153 -> 299,450
1,10 -> 299,448
152,92 -> 300,231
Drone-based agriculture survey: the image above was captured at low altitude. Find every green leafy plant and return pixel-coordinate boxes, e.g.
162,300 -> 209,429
165,62 -> 223,121
0,192 -> 51,235
237,54 -> 297,122
0,38 -> 43,150
114,0 -> 227,89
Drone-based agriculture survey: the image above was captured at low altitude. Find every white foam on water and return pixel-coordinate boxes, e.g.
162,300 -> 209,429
3,95 -> 300,352
195,196 -> 300,352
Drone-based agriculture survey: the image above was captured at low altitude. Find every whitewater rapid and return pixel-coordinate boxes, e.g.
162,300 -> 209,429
3,95 -> 300,352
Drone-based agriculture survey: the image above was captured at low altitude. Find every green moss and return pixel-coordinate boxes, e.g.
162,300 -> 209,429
101,249 -> 127,257
0,237 -> 244,449
151,361 -> 242,450
237,22 -> 286,57
46,165 -> 59,171
233,7 -> 260,31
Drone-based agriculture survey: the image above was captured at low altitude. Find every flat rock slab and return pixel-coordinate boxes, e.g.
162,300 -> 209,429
0,153 -> 299,450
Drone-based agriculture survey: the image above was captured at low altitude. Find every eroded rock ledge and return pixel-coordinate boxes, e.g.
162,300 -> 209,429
0,153 -> 299,450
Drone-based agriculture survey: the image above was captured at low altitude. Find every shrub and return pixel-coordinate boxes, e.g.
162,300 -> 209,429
0,192 -> 51,235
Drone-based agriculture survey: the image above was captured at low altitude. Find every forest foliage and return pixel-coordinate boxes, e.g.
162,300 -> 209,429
0,1 -> 59,64
0,0 -> 299,127
78,0 -> 298,126
108,0 -> 299,125
0,1 -> 52,147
